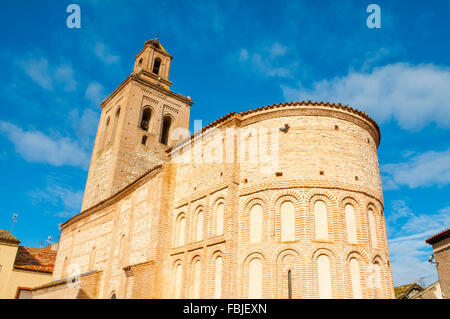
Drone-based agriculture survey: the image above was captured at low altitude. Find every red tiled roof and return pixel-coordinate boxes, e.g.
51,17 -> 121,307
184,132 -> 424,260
0,229 -> 20,244
13,245 -> 57,274
425,228 -> 450,245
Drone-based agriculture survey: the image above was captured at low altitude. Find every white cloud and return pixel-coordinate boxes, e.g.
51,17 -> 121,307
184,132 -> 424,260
21,57 -> 53,90
282,63 -> 450,130
389,230 -> 439,287
93,42 -> 120,64
387,201 -> 449,287
54,64 -> 77,92
18,54 -> 77,92
235,42 -> 298,79
69,108 -> 100,149
85,82 -> 105,105
28,182 -> 83,218
382,148 -> 450,189
0,121 -> 89,169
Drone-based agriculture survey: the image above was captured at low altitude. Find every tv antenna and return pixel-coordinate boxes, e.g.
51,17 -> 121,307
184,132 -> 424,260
10,213 -> 18,233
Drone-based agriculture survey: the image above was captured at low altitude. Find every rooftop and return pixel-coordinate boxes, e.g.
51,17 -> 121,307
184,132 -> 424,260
13,245 -> 57,274
425,228 -> 450,245
0,229 -> 20,244
394,283 -> 423,299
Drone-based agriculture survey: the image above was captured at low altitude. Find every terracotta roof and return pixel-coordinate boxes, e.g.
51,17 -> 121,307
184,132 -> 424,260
0,230 -> 20,244
168,100 -> 380,153
394,283 -> 423,299
13,245 -> 57,274
426,228 -> 450,245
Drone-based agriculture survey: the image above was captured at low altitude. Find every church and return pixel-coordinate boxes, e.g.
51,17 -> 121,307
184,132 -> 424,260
31,39 -> 395,299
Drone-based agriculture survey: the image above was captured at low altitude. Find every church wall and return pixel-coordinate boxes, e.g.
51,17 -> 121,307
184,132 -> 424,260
52,168 -> 167,299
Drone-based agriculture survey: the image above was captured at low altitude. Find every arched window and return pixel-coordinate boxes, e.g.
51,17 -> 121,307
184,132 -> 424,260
370,261 -> 382,298
314,200 -> 328,241
215,202 -> 224,236
119,235 -> 127,266
152,58 -> 161,75
88,247 -> 96,271
345,204 -> 357,244
249,204 -> 262,243
63,257 -> 68,277
160,115 -> 172,145
175,263 -> 183,298
175,214 -> 186,247
140,107 -> 151,131
195,209 -> 204,242
317,254 -> 332,299
281,201 -> 295,242
111,292 -> 117,299
248,258 -> 262,298
192,259 -> 201,298
368,208 -> 378,247
288,269 -> 293,299
110,108 -> 121,143
101,116 -> 110,150
349,258 -> 362,299
214,256 -> 223,299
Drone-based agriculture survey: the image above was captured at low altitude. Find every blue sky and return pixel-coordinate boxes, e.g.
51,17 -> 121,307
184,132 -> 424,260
0,0 -> 449,288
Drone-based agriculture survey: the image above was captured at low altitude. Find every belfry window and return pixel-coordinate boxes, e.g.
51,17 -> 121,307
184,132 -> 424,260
153,58 -> 161,75
140,107 -> 151,131
160,115 -> 172,145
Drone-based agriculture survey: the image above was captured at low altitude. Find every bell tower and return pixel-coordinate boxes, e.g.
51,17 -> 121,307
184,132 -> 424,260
81,39 -> 193,211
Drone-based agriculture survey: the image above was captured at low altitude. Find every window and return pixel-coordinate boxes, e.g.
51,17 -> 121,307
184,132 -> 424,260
215,202 -> 224,236
349,258 -> 362,299
195,209 -> 204,242
15,288 -> 32,299
214,256 -> 223,299
345,204 -> 357,244
371,261 -> 382,298
63,257 -> 68,277
153,58 -> 161,75
175,264 -> 183,298
314,200 -> 328,241
368,208 -> 378,247
110,108 -> 120,143
119,235 -> 127,266
88,247 -> 96,271
175,214 -> 186,247
281,201 -> 295,242
140,107 -> 151,131
248,258 -> 262,298
249,204 -> 262,243
192,259 -> 201,298
101,116 -> 110,149
160,115 -> 172,145
317,254 -> 332,299
111,293 -> 117,299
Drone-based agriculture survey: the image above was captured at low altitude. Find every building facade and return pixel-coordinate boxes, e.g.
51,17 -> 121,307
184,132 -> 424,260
0,230 -> 57,299
32,39 -> 394,299
426,228 -> 450,298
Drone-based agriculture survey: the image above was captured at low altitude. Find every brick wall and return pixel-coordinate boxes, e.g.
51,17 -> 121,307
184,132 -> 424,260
432,237 -> 450,298
36,103 -> 394,299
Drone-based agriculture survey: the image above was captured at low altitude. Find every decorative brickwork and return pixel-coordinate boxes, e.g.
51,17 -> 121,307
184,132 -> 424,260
32,40 -> 394,299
